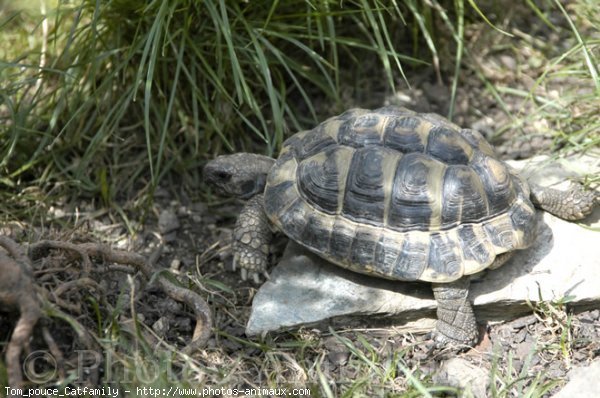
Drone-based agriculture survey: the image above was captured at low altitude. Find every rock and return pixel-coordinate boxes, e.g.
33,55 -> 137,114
246,155 -> 600,336
471,116 -> 495,139
324,336 -> 350,367
553,360 -> 600,398
247,242 -> 436,335
432,358 -> 489,398
152,317 -> 169,335
499,54 -> 517,70
158,209 -> 180,234
506,154 -> 599,194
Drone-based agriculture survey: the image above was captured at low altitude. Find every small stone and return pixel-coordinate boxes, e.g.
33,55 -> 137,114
515,340 -> 534,360
507,315 -> 537,330
499,54 -> 517,70
422,82 -> 450,107
328,350 -> 349,367
174,317 -> 192,332
471,116 -> 495,139
158,209 -> 180,234
52,207 -> 66,218
221,338 -> 243,353
528,55 -> 543,69
512,359 -> 523,373
162,232 -> 178,243
158,298 -> 182,314
433,358 -> 489,398
324,337 -> 350,366
152,317 -> 169,335
170,259 -> 181,271
153,187 -> 170,199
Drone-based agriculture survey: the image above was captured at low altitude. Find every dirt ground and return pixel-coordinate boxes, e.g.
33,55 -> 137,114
2,178 -> 597,395
1,3 -> 599,396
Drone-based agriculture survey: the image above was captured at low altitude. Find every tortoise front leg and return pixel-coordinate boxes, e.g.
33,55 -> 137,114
529,183 -> 597,221
233,194 -> 272,283
431,277 -> 479,347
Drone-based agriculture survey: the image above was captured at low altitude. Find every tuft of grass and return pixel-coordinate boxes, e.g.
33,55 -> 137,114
490,349 -> 561,398
311,329 -> 453,396
477,0 -> 598,153
487,295 -> 578,397
1,0 -> 434,213
529,294 -> 578,367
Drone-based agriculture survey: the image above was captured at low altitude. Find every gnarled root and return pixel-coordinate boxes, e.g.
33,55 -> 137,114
29,240 -> 213,353
1,237 -> 212,389
0,236 -> 42,389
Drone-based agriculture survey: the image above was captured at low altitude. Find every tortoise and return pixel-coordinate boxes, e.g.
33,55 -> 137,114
204,106 -> 597,347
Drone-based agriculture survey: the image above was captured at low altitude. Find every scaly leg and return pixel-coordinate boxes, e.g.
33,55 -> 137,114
530,183 -> 597,221
233,194 -> 272,283
431,276 -> 479,347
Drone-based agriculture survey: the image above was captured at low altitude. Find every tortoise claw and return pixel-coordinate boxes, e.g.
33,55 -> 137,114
234,257 -> 268,284
240,270 -> 268,284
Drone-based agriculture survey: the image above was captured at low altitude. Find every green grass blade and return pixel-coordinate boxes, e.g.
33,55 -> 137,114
553,0 -> 600,93
466,0 -> 514,37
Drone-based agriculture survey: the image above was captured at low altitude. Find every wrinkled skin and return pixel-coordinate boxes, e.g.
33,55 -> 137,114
204,153 -> 275,199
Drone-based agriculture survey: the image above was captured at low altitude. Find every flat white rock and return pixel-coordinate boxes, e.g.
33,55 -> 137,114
246,155 -> 600,336
552,360 -> 600,398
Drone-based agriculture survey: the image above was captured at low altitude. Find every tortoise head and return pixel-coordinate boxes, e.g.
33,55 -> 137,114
204,153 -> 275,199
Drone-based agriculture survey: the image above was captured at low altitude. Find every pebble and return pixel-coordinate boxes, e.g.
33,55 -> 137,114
152,317 -> 169,335
324,336 -> 350,367
158,209 -> 180,234
433,358 -> 489,398
499,54 -> 517,70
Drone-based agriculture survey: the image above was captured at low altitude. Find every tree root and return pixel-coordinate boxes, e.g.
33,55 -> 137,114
0,236 -> 42,389
0,236 -> 212,389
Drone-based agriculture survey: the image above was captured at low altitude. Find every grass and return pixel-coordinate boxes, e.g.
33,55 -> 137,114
1,0 -> 432,213
487,296 -> 580,398
466,0 -> 600,154
2,1 -> 596,213
1,0 -> 600,396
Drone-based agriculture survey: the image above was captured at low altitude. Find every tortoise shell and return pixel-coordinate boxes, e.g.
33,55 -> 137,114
264,106 -> 537,282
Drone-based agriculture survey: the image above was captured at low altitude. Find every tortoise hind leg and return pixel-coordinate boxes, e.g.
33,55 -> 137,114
432,277 -> 479,347
233,194 -> 272,283
529,183 -> 597,221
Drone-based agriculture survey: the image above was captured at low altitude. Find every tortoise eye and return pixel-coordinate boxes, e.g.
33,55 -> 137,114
215,171 -> 231,181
